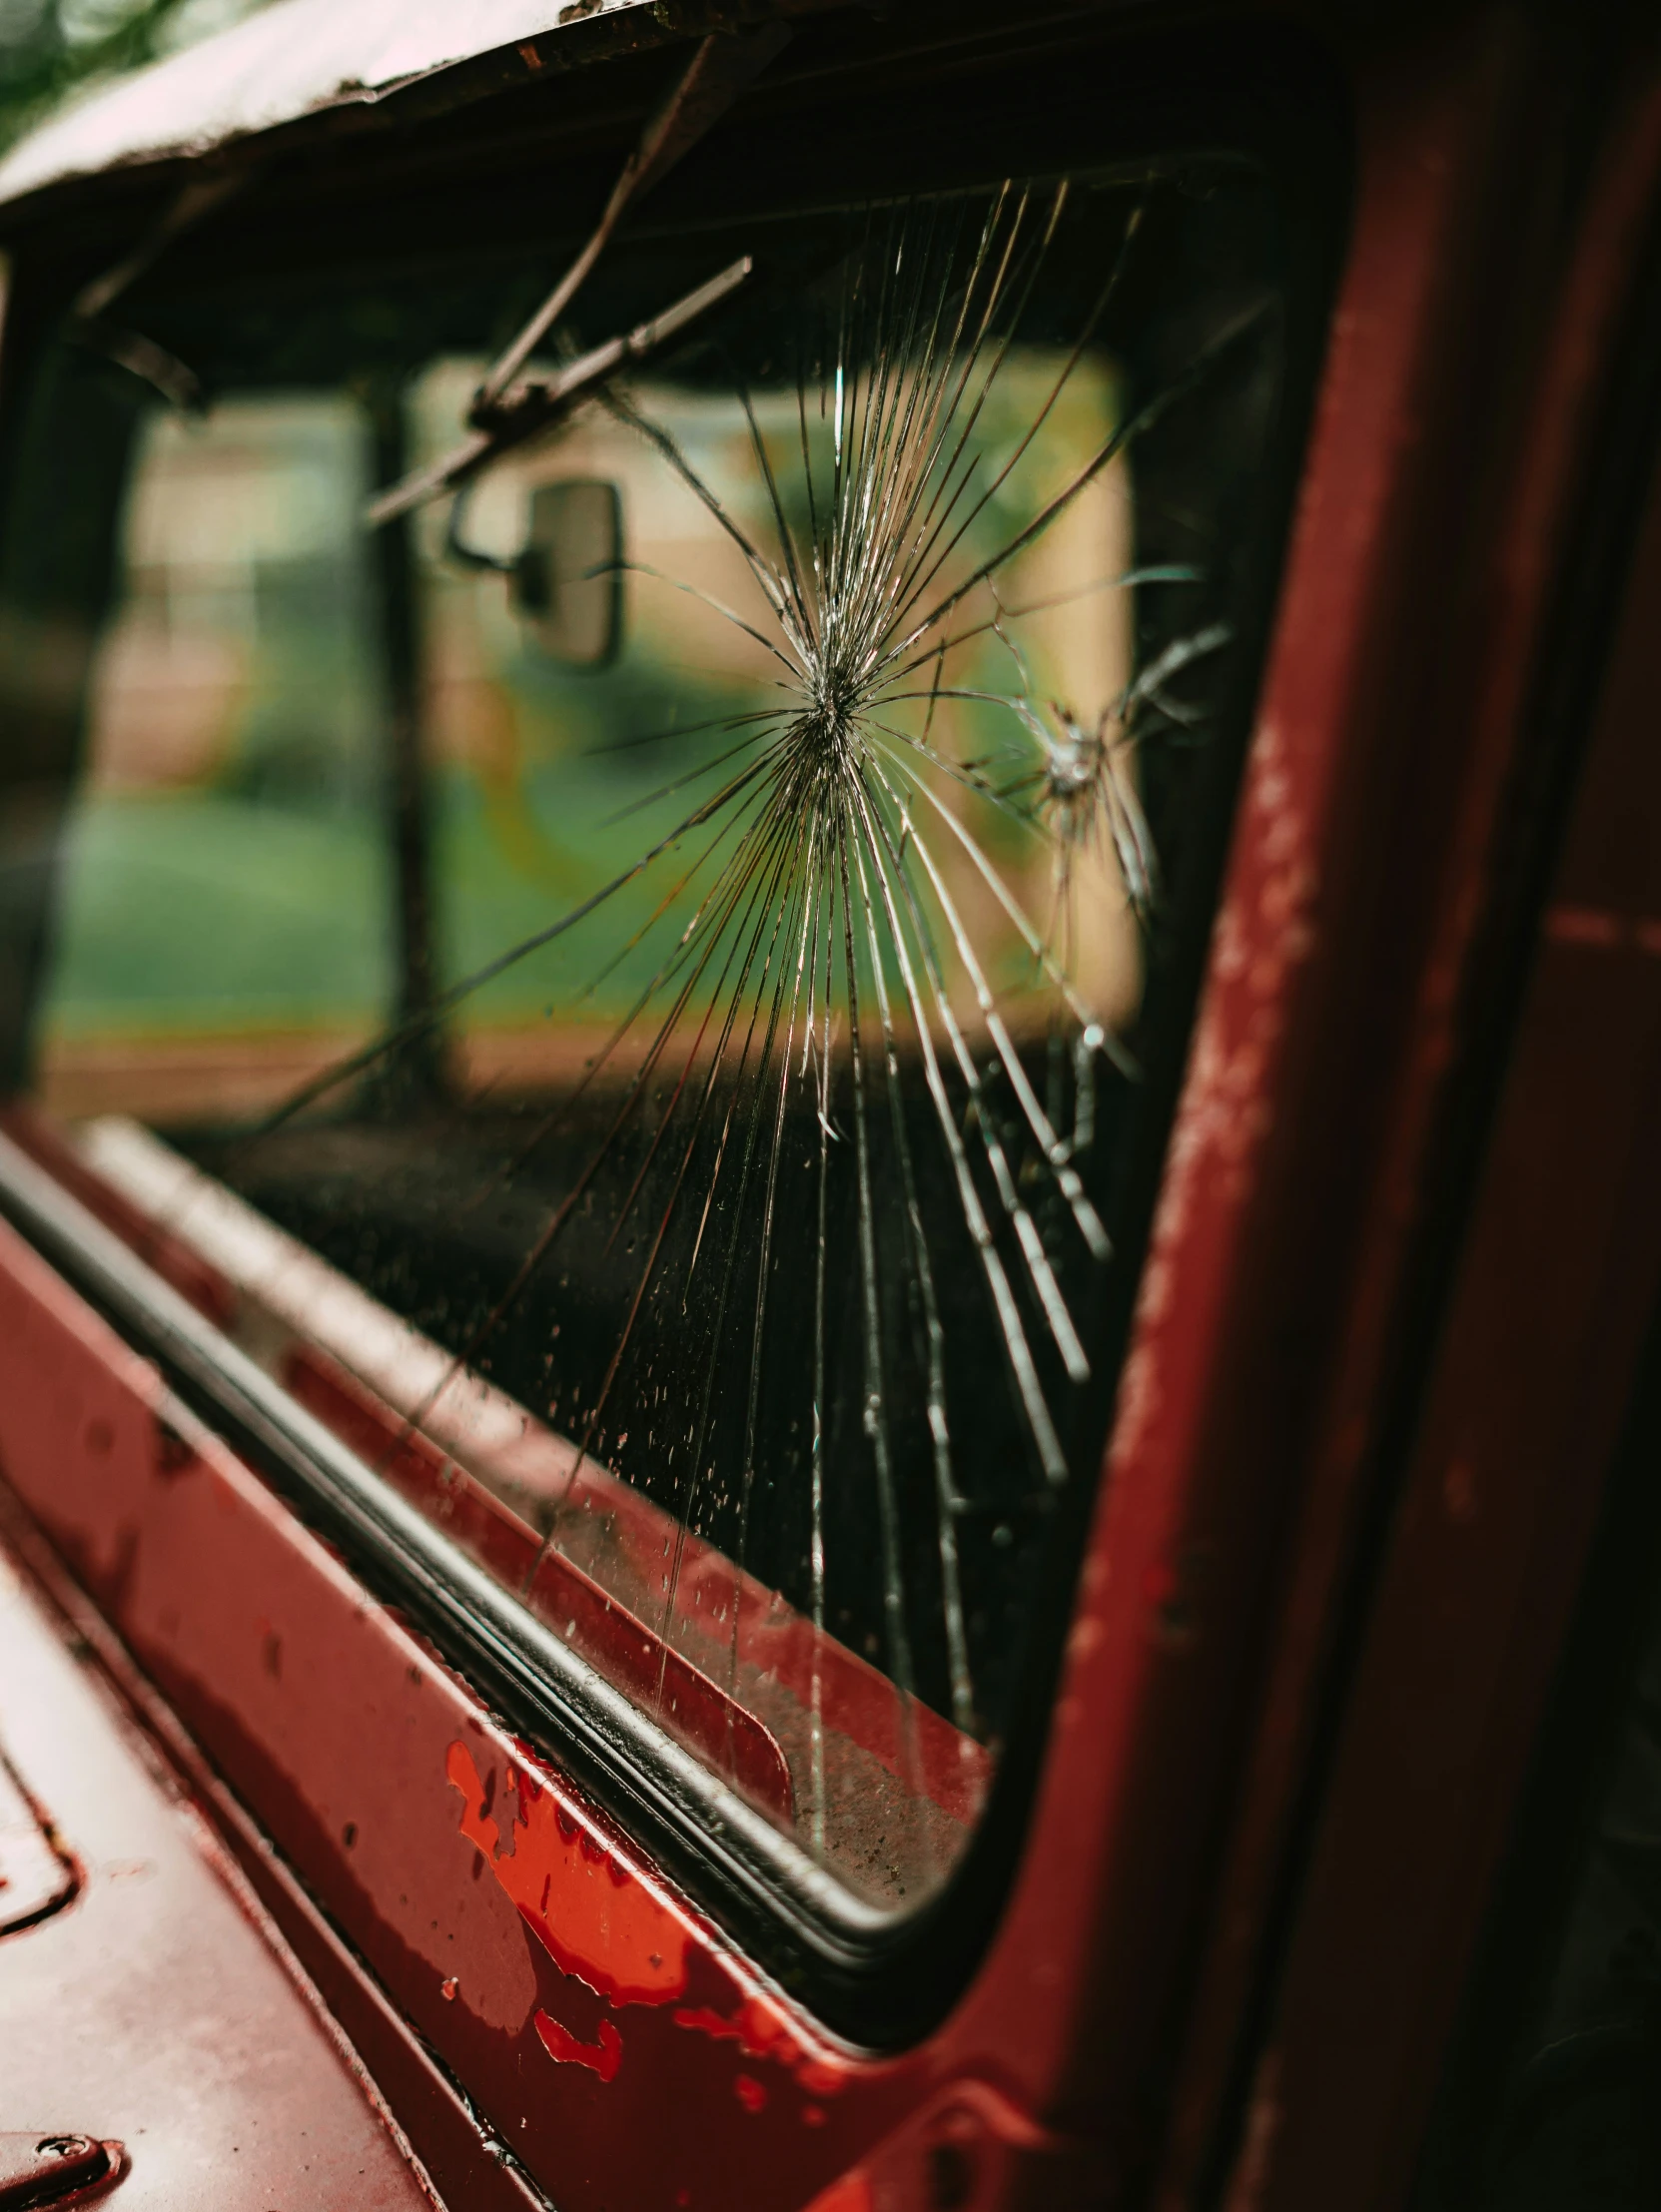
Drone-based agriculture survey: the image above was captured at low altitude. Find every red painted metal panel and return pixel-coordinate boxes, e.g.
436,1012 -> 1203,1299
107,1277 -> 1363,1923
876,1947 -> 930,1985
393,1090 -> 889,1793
0,1538 -> 433,2210
0,1496 -> 553,2212
951,7 -> 1581,2161
1154,43 -> 1661,2207
0,1215 -> 920,2212
286,1346 -> 798,1824
1226,88 -> 1661,2212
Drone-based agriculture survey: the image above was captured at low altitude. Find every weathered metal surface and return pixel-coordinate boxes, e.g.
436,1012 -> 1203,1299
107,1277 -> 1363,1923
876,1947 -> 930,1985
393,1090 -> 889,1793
1222,69 -> 1661,2207
968,11 -> 1582,2157
0,0 -> 656,211
1152,32 -> 1661,2208
0,1498 -> 575,2212
0,1544 -> 435,2211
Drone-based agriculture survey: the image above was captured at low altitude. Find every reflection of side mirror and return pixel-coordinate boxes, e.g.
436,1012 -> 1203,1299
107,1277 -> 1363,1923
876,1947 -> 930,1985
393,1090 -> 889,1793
509,480 -> 623,668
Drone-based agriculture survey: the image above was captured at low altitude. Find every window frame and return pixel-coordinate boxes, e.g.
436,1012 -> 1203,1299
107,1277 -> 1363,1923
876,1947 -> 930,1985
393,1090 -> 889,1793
0,5 -> 1351,2046
1189,58 -> 1661,2209
0,3 -> 1579,2202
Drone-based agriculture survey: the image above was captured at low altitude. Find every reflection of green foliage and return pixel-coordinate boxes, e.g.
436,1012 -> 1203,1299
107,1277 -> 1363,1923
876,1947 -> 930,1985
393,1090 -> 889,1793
734,359 -> 1115,584
435,347 -> 1120,1026
37,737 -> 769,1037
707,360 -> 1118,794
215,555 -> 379,813
38,329 -> 1120,1041
446,641 -> 778,1022
0,0 -> 201,155
503,637 -> 762,770
40,790 -> 393,1034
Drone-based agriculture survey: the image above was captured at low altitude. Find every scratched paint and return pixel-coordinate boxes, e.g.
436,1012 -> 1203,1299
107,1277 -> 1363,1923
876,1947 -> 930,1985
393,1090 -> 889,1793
1108,716 -> 1318,1485
534,2012 -> 624,2081
446,1739 -> 687,2007
670,1998 -> 848,2098
444,1733 -> 866,2126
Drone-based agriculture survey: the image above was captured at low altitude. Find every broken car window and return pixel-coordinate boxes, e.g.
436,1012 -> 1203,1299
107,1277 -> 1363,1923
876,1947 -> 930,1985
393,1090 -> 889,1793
29,160 -> 1290,1915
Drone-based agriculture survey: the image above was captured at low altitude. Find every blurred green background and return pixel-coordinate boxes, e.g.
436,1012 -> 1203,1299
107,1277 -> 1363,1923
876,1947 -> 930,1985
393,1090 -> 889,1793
0,0 -> 266,154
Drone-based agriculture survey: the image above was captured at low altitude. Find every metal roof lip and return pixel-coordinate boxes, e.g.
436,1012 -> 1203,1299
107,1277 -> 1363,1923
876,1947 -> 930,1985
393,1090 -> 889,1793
0,0 -> 660,214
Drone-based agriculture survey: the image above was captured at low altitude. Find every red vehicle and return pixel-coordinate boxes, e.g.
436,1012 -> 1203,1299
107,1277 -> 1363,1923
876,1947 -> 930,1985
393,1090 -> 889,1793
1,1 -> 1660,2206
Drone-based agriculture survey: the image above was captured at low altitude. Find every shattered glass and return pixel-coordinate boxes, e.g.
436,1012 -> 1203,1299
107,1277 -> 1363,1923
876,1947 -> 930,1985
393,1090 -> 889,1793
32,162 -> 1288,1912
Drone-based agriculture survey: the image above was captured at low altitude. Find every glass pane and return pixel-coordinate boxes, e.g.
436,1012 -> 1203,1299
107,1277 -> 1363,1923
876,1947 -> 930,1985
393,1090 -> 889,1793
26,166 -> 1289,1915
35,397 -> 389,1116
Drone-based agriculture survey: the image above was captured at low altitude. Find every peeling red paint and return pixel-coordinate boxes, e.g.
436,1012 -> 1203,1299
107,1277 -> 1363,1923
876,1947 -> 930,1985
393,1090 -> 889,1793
671,1995 -> 850,2098
1109,716 -> 1317,1482
445,1740 -> 688,2005
444,1734 -> 862,2143
534,2011 -> 623,2082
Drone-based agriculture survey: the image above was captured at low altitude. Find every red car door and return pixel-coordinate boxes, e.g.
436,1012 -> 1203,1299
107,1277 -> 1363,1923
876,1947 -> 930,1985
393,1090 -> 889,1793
1,6 -> 1657,2209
